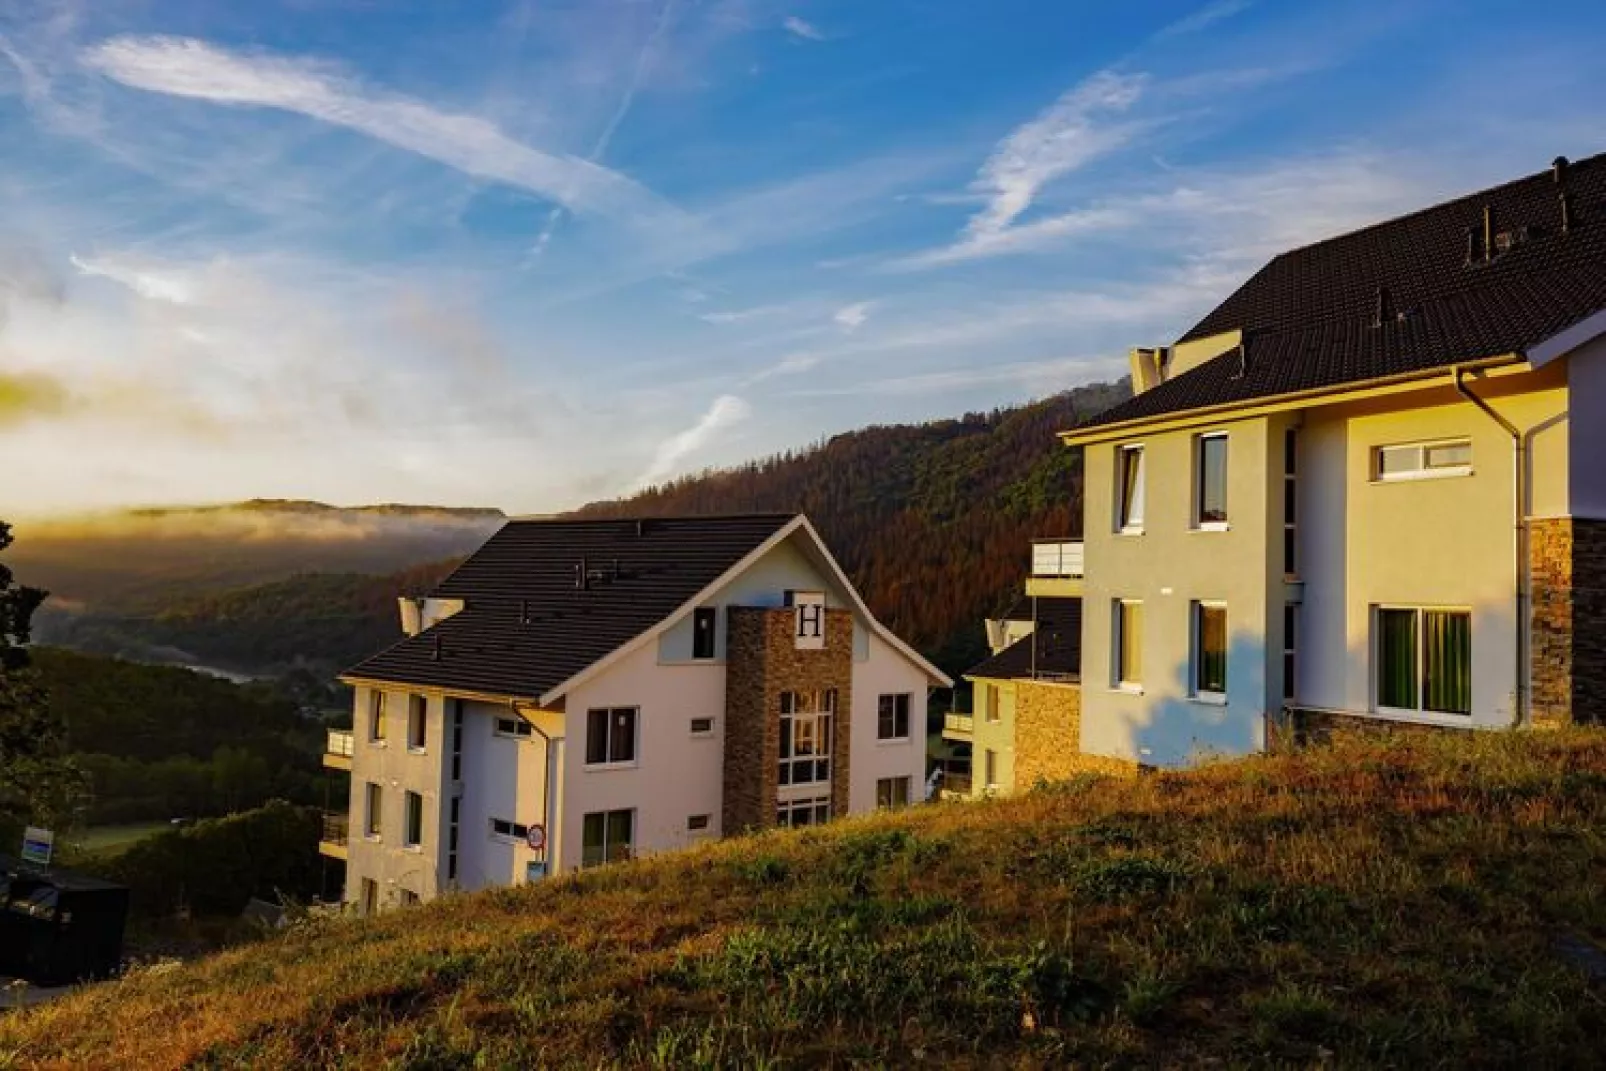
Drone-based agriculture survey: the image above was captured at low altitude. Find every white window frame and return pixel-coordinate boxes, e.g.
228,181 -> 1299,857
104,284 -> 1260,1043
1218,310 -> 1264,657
1193,432 -> 1230,531
364,782 -> 383,840
494,716 -> 534,740
779,690 -> 835,788
584,707 -> 640,769
1190,601 -> 1228,704
687,813 -> 712,832
403,790 -> 424,850
368,691 -> 388,744
489,817 -> 531,843
1115,444 -> 1146,534
982,684 -> 1001,724
689,716 -> 716,737
775,795 -> 832,829
877,693 -> 911,741
1373,438 -> 1473,482
983,749 -> 999,791
1112,599 -> 1143,692
876,776 -> 911,809
406,695 -> 428,753
691,606 -> 718,660
1371,605 -> 1474,719
581,808 -> 635,868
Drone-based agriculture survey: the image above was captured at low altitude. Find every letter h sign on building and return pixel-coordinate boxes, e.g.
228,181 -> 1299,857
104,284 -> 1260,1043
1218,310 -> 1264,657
789,590 -> 826,650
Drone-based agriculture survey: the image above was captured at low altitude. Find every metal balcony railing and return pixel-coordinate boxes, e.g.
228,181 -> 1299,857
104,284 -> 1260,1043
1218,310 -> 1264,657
1031,539 -> 1084,578
321,812 -> 349,845
326,728 -> 355,758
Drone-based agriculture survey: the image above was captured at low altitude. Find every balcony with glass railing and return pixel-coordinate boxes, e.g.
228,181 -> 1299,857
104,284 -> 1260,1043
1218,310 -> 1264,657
324,728 -> 355,771
319,811 -> 349,860
1026,539 -> 1084,596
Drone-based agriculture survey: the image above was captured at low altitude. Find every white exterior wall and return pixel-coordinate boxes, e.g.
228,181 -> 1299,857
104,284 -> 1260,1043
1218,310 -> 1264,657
1079,417 -> 1274,767
559,640 -> 727,874
1567,338 -> 1606,520
848,631 -> 931,811
453,699 -> 560,891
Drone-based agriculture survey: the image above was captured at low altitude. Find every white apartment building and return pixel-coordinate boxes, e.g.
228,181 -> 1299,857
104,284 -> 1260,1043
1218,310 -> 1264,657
319,513 -> 949,912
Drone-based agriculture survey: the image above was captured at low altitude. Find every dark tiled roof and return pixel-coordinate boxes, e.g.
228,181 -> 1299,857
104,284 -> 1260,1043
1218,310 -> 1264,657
966,597 -> 1081,682
1079,151 -> 1606,430
345,514 -> 797,698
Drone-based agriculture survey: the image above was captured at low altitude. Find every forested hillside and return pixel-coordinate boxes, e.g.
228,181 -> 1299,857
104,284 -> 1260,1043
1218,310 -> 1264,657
582,379 -> 1129,671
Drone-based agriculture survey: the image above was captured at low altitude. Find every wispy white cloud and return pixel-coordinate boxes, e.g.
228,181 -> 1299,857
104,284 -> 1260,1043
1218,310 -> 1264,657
832,301 -> 872,330
782,16 -> 825,42
637,393 -> 750,486
897,69 -> 1148,268
699,303 -> 792,325
70,252 -> 196,304
787,354 -> 1127,397
81,35 -> 679,226
1158,0 -> 1254,39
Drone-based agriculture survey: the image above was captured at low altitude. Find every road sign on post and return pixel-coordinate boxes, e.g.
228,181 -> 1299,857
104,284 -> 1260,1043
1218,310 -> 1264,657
21,827 -> 53,867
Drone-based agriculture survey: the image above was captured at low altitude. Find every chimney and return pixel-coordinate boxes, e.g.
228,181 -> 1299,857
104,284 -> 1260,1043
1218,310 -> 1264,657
1128,347 -> 1165,394
519,598 -> 531,625
398,597 -> 423,637
1372,286 -> 1392,328
575,557 -> 589,590
1560,191 -> 1574,235
1553,155 -> 1570,184
1482,204 -> 1495,262
1465,226 -> 1480,266
431,633 -> 443,662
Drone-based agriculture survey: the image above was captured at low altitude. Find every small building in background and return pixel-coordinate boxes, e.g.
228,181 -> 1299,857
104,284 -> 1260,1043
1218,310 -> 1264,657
0,854 -> 129,986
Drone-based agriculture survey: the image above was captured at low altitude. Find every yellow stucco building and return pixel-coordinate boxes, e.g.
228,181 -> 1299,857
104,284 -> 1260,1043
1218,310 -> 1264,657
1058,152 -> 1606,767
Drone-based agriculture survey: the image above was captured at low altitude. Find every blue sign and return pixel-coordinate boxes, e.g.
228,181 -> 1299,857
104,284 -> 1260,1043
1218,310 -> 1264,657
21,826 -> 53,866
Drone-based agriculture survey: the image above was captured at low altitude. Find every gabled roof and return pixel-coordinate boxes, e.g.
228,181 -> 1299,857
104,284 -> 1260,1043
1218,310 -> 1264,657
966,597 -> 1081,682
344,513 -> 951,701
1077,151 -> 1606,432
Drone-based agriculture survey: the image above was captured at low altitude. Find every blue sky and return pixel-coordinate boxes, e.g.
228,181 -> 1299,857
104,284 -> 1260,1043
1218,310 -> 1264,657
2,0 -> 1604,516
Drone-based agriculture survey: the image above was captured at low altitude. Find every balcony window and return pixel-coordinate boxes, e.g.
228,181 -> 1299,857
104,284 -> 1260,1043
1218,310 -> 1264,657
1116,445 -> 1145,532
779,690 -> 834,787
494,716 -> 533,739
876,776 -> 911,809
1192,602 -> 1228,700
776,796 -> 831,828
1376,607 -> 1471,715
1195,433 -> 1229,528
364,782 -> 382,839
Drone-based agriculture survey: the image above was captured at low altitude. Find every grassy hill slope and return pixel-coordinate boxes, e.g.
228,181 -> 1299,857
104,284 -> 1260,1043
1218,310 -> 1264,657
6,731 -> 1605,1068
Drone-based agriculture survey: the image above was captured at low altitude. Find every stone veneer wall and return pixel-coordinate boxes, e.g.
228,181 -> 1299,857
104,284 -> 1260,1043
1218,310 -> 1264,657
723,606 -> 855,833
1011,679 -> 1136,785
1266,708 -> 1455,753
1530,517 -> 1606,727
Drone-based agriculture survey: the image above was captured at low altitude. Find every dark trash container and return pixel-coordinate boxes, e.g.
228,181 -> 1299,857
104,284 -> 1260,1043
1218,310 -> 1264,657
0,852 -> 129,986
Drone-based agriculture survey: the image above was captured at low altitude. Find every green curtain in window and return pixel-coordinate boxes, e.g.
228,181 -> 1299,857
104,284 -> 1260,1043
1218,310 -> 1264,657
1423,611 -> 1472,714
1377,609 -> 1417,709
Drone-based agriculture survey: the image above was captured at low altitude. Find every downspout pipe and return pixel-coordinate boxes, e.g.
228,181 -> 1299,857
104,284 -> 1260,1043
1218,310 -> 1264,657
512,703 -> 560,871
1453,366 -> 1528,728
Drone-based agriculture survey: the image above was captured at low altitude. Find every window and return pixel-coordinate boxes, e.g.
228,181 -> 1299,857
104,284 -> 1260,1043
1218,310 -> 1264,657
690,716 -> 715,736
494,716 -> 533,739
1376,607 -> 1471,715
585,707 -> 638,766
877,776 -> 911,809
982,685 -> 1001,724
446,796 -> 461,882
984,749 -> 999,790
1116,445 -> 1145,532
692,607 -> 717,659
368,691 -> 387,742
581,809 -> 634,868
779,690 -> 834,787
776,796 -> 831,828
404,791 -> 423,848
1193,602 -> 1227,699
1283,428 -> 1298,576
360,877 -> 378,916
449,700 -> 464,781
877,694 -> 911,740
687,814 -> 711,831
1375,438 -> 1473,481
1195,433 -> 1229,527
490,817 -> 530,841
1113,600 -> 1143,689
1283,605 -> 1298,703
398,889 -> 420,908
364,782 -> 383,839
407,695 -> 427,751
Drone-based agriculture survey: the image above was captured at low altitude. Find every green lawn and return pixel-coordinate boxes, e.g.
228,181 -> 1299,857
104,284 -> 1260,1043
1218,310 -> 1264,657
68,822 -> 172,862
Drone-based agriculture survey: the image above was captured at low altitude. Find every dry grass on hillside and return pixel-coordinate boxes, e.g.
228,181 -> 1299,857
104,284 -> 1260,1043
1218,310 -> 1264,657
4,731 -> 1606,1069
